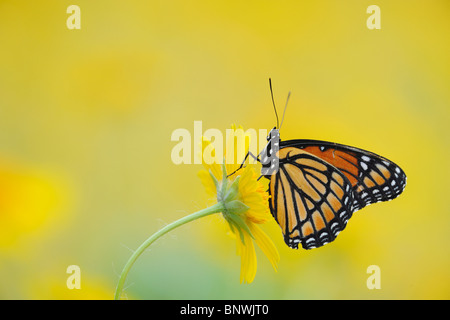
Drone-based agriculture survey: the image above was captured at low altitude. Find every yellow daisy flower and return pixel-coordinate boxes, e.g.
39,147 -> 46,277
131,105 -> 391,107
115,125 -> 279,299
198,125 -> 279,284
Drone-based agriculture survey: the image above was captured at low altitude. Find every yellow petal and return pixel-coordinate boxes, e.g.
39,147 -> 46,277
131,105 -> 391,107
197,170 -> 217,197
238,165 -> 255,188
248,222 -> 280,272
238,230 -> 257,284
199,137 -> 223,180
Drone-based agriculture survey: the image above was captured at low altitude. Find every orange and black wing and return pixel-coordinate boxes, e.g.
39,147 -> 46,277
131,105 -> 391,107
281,139 -> 407,212
269,147 -> 354,249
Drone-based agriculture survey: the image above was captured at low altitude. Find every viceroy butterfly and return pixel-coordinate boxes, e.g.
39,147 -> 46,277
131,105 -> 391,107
235,79 -> 407,250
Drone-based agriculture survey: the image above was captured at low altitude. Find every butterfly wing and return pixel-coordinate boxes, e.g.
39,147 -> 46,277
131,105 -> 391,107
280,139 -> 407,212
269,147 -> 354,249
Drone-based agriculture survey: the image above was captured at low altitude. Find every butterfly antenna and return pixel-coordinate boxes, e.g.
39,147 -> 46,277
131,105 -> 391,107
279,91 -> 291,130
269,78 -> 279,129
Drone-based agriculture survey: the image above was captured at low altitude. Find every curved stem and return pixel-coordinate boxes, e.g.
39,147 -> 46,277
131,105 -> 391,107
114,202 -> 224,300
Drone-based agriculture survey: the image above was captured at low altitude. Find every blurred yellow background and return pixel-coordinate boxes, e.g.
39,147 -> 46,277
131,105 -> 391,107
0,0 -> 449,299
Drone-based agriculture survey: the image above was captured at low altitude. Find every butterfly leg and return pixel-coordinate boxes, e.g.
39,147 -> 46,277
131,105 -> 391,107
227,151 -> 261,177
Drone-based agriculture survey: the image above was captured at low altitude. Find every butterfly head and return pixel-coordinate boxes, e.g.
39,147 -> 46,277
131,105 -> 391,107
267,127 -> 280,142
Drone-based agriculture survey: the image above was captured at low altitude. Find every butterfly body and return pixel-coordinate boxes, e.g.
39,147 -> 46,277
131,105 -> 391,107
260,132 -> 407,250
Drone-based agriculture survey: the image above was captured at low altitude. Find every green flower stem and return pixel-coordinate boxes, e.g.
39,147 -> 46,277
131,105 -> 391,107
114,202 -> 225,300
